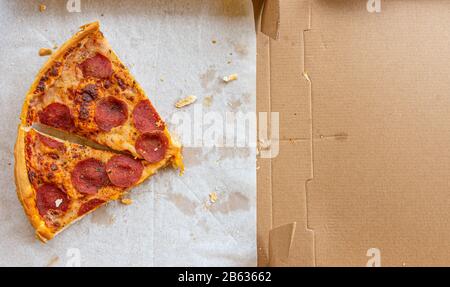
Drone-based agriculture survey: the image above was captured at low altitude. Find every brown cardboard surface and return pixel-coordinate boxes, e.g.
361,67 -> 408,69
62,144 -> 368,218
257,0 -> 450,266
256,0 -> 314,267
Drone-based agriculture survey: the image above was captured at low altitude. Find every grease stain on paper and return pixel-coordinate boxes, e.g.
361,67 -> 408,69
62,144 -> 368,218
200,67 -> 217,90
200,67 -> 224,94
91,206 -> 116,226
212,192 -> 250,214
227,98 -> 242,111
216,147 -> 251,161
167,192 -> 197,216
231,42 -> 249,56
182,147 -> 203,167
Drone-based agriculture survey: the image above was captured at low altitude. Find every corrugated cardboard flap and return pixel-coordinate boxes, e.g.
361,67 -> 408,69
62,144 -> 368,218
257,0 -> 314,266
253,0 -> 280,39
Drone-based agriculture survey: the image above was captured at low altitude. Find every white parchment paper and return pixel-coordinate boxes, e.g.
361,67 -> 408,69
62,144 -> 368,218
0,0 -> 256,266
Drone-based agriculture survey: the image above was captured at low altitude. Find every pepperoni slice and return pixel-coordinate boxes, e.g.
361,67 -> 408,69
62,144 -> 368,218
78,198 -> 105,216
132,100 -> 164,133
94,96 -> 128,131
71,158 -> 109,195
39,103 -> 74,131
79,53 -> 113,79
106,155 -> 144,188
135,131 -> 168,163
37,134 -> 65,150
36,184 -> 70,217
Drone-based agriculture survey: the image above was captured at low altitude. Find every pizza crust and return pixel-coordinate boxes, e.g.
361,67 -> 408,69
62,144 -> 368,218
14,125 -> 54,242
20,21 -> 100,126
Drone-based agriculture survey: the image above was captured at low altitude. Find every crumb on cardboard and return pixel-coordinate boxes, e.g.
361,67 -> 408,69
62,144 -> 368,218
38,48 -> 52,56
121,198 -> 133,205
175,95 -> 197,108
223,73 -> 238,83
39,3 -> 46,12
209,192 -> 218,203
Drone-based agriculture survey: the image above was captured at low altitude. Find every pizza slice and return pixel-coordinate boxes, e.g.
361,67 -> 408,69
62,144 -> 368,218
20,21 -> 182,168
14,127 -> 167,242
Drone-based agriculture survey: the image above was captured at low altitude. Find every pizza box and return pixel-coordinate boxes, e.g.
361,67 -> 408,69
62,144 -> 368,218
256,0 -> 450,266
1,0 -> 259,266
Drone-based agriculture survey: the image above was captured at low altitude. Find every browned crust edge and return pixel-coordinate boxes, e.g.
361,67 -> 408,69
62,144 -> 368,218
16,22 -> 101,242
14,125 -> 54,242
19,21 -> 100,125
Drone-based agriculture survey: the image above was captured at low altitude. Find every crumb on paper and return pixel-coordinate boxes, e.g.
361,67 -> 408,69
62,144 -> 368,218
53,44 -> 58,50
39,3 -> 46,12
223,73 -> 238,83
175,95 -> 197,108
39,48 -> 52,56
46,256 -> 59,267
160,77 -> 164,82
121,198 -> 133,205
227,60 -> 232,64
203,95 -> 213,107
211,40 -> 217,44
209,192 -> 218,203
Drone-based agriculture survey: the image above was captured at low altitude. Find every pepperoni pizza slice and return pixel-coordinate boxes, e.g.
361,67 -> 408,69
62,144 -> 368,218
15,127 -> 168,242
20,21 -> 182,167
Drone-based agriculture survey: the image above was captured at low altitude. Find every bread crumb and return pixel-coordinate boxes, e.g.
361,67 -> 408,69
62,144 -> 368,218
39,48 -> 52,56
121,198 -> 133,205
46,256 -> 59,267
209,192 -> 218,203
39,3 -> 46,12
223,73 -> 238,83
211,40 -> 217,44
175,95 -> 197,108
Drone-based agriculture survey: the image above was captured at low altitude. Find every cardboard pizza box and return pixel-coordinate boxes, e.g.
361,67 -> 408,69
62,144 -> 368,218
255,0 -> 450,266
